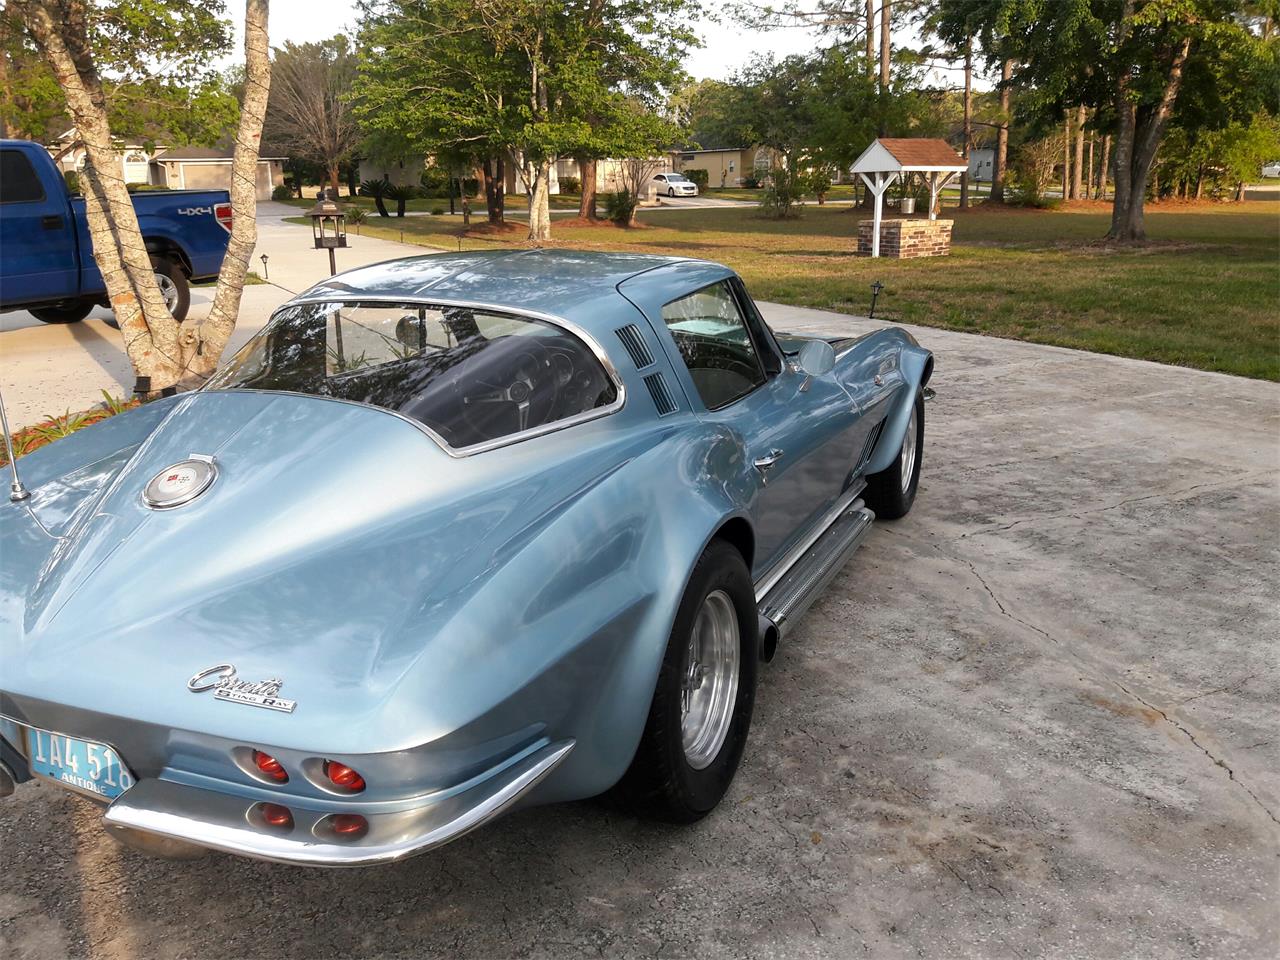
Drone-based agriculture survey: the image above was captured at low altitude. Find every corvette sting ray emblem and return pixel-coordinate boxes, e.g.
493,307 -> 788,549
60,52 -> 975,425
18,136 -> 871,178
142,455 -> 217,510
187,664 -> 297,713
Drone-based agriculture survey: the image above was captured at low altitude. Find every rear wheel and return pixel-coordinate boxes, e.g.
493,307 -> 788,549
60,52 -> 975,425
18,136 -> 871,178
31,300 -> 93,324
617,540 -> 758,823
863,388 -> 924,520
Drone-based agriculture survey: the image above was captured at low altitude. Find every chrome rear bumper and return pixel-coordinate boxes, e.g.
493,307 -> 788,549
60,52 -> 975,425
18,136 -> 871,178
102,739 -> 573,867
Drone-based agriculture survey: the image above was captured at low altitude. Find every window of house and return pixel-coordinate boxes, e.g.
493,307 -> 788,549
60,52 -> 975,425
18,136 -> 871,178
661,281 -> 766,410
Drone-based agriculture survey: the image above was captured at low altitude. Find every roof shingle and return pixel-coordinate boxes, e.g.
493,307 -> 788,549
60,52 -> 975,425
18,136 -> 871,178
876,138 -> 966,168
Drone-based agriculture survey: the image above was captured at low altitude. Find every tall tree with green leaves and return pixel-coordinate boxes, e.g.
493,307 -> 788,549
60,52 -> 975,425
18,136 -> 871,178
13,0 -> 270,393
976,0 -> 1276,241
354,0 -> 697,239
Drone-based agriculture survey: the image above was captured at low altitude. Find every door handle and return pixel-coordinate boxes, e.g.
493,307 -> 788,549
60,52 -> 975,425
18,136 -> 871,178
753,449 -> 784,483
40,215 -> 64,231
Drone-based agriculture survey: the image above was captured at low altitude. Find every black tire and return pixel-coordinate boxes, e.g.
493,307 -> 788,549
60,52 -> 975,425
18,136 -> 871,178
152,255 -> 190,322
105,257 -> 190,329
31,300 -> 93,324
667,187 -> 675,197
617,539 -> 758,823
863,387 -> 924,520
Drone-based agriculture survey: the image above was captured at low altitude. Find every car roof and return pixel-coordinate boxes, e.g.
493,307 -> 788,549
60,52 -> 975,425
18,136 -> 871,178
292,249 -> 734,335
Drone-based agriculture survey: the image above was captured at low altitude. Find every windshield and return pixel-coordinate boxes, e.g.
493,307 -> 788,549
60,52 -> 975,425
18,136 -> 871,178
666,174 -> 688,182
206,301 -> 619,451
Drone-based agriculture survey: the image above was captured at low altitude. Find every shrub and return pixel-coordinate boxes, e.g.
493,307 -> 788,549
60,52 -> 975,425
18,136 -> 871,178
604,189 -> 638,225
63,170 -> 80,194
344,205 -> 368,227
383,182 -> 418,217
759,165 -> 805,219
431,206 -> 445,215
805,167 -> 833,204
683,168 -> 709,190
271,184 -> 293,202
559,176 -> 580,194
126,182 -> 168,192
741,175 -> 762,189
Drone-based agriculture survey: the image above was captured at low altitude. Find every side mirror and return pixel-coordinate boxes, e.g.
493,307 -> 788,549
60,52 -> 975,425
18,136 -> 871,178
794,339 -> 835,377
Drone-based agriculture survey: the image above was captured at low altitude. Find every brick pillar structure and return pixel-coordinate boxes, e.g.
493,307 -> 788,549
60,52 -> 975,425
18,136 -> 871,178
857,218 -> 954,258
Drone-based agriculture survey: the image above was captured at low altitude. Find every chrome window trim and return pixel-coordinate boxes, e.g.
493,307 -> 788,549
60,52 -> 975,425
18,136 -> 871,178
205,296 -> 627,460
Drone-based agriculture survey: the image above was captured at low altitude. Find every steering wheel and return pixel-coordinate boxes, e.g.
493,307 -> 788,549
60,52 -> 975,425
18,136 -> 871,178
455,336 -> 560,438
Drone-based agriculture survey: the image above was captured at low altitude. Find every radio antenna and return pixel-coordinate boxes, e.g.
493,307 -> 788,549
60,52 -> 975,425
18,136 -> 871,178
0,382 -> 30,501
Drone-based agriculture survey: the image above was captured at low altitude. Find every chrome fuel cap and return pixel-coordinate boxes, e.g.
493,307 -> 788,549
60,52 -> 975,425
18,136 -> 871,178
143,456 -> 217,510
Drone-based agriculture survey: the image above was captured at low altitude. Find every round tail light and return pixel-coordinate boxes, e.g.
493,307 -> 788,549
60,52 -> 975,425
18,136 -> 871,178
253,750 -> 288,783
260,803 -> 293,829
330,814 -> 368,837
324,761 -> 366,792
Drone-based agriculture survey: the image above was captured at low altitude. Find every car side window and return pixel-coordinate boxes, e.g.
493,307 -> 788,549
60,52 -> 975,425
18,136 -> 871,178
0,150 -> 46,204
662,280 -> 767,410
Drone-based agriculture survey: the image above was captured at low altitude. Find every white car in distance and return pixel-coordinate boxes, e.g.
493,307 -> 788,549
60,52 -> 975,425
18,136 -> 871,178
653,173 -> 699,197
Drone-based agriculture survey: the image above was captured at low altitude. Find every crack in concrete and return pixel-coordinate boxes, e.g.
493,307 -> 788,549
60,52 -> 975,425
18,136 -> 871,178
952,470 -> 1276,542
1111,679 -> 1280,828
891,529 -> 1280,834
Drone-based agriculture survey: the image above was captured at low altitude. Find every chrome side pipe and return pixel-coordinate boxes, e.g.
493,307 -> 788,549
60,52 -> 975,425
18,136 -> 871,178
0,382 -> 30,501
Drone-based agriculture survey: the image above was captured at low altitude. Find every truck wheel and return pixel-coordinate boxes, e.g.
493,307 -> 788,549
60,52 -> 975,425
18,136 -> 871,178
152,256 -> 190,322
106,258 -> 191,329
616,539 -> 758,823
31,300 -> 93,324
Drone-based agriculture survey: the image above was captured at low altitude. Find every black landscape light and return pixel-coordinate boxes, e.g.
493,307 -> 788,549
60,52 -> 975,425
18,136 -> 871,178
307,198 -> 348,276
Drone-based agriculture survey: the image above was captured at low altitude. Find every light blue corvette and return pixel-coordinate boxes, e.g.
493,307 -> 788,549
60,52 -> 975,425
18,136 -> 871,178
0,250 -> 933,866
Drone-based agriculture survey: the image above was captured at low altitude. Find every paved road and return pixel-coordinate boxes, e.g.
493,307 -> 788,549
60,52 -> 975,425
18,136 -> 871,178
2,301 -> 1276,959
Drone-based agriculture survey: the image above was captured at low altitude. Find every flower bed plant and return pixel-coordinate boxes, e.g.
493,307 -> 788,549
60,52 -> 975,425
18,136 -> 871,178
1,392 -> 138,466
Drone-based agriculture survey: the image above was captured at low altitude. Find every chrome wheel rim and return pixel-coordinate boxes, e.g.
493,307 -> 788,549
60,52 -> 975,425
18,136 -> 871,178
681,589 -> 740,770
900,404 -> 918,494
155,271 -> 178,313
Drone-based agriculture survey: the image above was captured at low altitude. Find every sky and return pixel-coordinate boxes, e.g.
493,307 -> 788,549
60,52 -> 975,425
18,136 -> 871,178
223,0 -> 980,87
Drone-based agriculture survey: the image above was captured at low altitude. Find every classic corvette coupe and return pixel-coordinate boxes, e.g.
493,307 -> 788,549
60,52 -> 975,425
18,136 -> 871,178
0,250 -> 932,866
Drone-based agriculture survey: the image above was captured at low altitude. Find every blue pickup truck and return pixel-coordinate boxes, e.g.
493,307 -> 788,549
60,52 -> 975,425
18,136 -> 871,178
0,139 -> 232,324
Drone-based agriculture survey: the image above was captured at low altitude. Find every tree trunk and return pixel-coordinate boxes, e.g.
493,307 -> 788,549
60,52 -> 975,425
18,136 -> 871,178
1194,165 -> 1204,199
526,159 -> 551,242
1062,115 -> 1070,201
865,0 -> 875,74
1235,180 -> 1246,202
326,162 -> 340,199
18,0 -> 269,392
960,36 -> 972,209
482,156 -> 506,224
191,0 -> 270,384
991,59 -> 1011,203
346,164 -> 358,197
1097,134 -> 1111,200
1071,105 -> 1086,200
1107,34 -> 1191,242
1086,136 -> 1094,201
879,0 -> 890,92
577,155 -> 598,220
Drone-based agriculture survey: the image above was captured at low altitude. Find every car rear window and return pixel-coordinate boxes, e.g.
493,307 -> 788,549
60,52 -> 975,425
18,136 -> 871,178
205,301 -> 620,451
0,150 -> 46,204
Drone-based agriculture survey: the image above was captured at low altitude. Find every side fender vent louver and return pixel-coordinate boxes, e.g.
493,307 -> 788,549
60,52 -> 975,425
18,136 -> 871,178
615,324 -> 655,369
644,372 -> 678,416
858,419 -> 885,471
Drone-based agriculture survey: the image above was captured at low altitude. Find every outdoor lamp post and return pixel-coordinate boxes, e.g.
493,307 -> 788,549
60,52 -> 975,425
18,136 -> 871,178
307,198 -> 348,276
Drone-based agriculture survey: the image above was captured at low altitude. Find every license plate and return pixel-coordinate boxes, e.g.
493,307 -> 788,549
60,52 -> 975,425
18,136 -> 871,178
25,727 -> 135,801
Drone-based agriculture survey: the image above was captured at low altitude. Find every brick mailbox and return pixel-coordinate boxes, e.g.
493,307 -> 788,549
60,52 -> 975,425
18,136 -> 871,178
857,218 -> 953,259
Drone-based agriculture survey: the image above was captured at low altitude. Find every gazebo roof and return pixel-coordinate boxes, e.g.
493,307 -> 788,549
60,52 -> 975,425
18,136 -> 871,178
851,138 -> 967,174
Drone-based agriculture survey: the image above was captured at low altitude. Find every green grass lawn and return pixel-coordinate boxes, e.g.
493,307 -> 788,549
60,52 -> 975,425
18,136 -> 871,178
304,201 -> 1280,380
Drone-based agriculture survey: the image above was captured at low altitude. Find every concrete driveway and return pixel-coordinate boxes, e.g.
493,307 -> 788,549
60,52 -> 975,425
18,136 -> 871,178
2,297 -> 1276,958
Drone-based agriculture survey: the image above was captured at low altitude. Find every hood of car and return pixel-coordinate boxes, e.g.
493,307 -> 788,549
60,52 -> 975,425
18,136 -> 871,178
0,390 -> 656,750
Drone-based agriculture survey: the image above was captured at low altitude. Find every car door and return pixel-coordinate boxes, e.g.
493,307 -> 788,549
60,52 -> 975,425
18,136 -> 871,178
654,278 -> 863,576
0,147 -> 79,305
